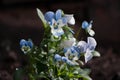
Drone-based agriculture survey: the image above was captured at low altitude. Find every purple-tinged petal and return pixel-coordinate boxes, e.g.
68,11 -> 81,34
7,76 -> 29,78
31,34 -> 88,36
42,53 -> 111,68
87,37 -> 97,51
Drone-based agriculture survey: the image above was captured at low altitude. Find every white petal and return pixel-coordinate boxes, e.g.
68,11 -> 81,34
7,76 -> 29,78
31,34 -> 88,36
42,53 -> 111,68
88,29 -> 95,36
57,19 -> 66,27
64,14 -> 75,25
87,37 -> 97,50
73,56 -> 79,60
51,27 -> 64,37
77,41 -> 87,53
68,16 -> 75,25
85,50 -> 93,63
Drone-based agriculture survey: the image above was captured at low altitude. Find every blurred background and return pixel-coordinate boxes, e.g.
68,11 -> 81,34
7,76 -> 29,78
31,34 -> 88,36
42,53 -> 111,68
0,0 -> 120,80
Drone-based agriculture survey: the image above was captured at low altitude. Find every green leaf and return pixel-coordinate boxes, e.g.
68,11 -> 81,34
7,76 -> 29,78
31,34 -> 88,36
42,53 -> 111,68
36,8 -> 47,28
92,51 -> 100,57
82,75 -> 92,80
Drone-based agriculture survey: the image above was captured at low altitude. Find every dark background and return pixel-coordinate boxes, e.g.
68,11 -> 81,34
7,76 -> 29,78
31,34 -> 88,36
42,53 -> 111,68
0,0 -> 120,80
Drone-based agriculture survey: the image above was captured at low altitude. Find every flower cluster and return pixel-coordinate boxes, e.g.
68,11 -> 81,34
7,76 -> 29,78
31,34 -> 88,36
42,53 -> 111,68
17,9 -> 100,80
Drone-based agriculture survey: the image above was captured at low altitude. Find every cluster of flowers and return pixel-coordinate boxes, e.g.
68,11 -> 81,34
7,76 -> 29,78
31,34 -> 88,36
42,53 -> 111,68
19,9 -> 100,80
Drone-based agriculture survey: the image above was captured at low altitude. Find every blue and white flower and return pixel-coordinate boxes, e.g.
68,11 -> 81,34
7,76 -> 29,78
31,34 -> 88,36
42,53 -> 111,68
77,37 -> 97,63
82,20 -> 95,36
60,37 -> 80,60
20,39 -> 33,54
44,9 -> 75,37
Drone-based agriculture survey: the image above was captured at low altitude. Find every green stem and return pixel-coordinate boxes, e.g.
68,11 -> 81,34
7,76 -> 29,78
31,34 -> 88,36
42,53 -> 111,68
75,27 -> 82,39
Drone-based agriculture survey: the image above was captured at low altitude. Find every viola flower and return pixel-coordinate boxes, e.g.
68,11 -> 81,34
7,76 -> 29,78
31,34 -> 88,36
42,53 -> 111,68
82,20 -> 95,36
60,38 -> 80,65
60,37 -> 80,60
77,37 -> 97,63
20,39 -> 33,54
44,9 -> 75,37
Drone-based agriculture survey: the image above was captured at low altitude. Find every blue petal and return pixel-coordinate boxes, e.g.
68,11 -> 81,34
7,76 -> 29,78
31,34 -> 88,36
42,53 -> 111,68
27,40 -> 33,48
62,57 -> 76,66
62,57 -> 68,63
20,39 -> 27,48
63,48 -> 68,53
61,17 -> 67,24
44,11 -> 54,22
82,21 -> 89,29
54,54 -> 62,61
55,9 -> 62,20
70,47 -> 76,54
73,46 -> 81,53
